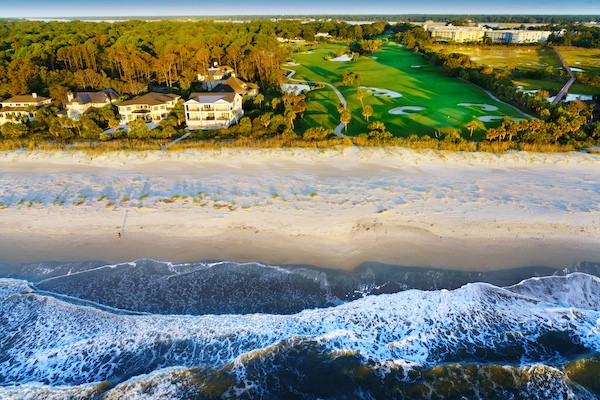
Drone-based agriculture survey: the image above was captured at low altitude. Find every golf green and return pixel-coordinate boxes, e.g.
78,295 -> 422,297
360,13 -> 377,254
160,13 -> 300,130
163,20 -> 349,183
288,43 -> 526,138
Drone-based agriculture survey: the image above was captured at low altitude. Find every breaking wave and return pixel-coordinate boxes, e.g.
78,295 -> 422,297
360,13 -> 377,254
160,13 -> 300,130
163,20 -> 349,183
1,261 -> 599,398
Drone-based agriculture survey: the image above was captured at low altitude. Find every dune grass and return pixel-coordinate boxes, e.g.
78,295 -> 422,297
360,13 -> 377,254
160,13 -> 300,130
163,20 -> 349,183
288,43 -> 523,138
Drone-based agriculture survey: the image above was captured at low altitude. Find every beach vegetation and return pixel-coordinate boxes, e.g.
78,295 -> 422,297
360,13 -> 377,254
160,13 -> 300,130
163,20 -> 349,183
0,19 -> 598,153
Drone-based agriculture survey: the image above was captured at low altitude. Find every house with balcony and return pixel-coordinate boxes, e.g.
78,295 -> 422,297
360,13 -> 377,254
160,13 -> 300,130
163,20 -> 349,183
0,93 -> 52,125
213,76 -> 260,97
117,92 -> 180,124
184,92 -> 243,130
62,89 -> 119,120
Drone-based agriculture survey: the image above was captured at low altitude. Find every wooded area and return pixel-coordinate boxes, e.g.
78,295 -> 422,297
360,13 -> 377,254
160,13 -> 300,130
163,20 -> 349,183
0,18 -> 599,152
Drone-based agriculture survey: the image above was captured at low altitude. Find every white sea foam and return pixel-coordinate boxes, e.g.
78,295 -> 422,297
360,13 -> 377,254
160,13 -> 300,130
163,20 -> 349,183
1,274 -> 599,387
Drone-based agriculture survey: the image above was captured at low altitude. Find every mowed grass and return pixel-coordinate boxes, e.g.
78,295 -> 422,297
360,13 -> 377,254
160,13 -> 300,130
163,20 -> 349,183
431,44 -> 600,96
295,85 -> 340,133
514,79 -> 599,95
556,46 -> 600,76
289,43 -> 524,137
432,44 -> 562,71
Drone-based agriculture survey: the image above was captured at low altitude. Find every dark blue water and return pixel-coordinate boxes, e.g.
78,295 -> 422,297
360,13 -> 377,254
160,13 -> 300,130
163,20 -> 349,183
0,260 -> 599,399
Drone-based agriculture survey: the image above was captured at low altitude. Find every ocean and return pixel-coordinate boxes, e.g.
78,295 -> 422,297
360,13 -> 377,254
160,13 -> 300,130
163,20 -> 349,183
0,259 -> 599,399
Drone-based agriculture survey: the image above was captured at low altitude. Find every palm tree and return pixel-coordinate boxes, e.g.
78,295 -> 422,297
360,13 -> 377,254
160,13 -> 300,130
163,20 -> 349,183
340,110 -> 351,133
285,109 -> 296,129
356,90 -> 364,107
465,120 -> 478,138
253,93 -> 264,109
362,106 -> 373,122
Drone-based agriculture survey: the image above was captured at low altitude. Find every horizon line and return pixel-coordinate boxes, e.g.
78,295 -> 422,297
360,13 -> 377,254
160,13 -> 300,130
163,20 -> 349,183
6,13 -> 600,19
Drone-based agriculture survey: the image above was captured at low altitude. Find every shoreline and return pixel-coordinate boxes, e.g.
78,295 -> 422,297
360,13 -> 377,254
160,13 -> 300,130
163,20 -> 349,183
1,148 -> 599,270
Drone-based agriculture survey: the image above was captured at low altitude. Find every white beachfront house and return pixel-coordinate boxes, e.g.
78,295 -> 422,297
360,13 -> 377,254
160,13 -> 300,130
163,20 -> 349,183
117,92 -> 180,124
63,89 -> 119,120
0,93 -> 52,125
184,92 -> 243,130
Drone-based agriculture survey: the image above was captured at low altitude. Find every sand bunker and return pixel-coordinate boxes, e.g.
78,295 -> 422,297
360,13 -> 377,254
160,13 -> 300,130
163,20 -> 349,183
411,65 -> 425,68
389,106 -> 426,115
458,103 -> 499,112
330,53 -> 353,62
570,67 -> 585,73
360,86 -> 403,99
477,116 -> 524,123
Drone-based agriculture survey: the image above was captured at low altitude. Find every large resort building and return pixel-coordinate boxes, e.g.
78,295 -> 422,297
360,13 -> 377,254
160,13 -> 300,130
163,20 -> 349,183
0,93 -> 52,125
117,92 -> 180,124
426,24 -> 553,44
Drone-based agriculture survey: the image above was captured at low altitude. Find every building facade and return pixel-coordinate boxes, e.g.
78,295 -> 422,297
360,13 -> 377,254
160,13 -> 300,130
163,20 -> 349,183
117,92 -> 180,124
0,93 -> 52,125
63,89 -> 119,120
197,64 -> 235,91
428,25 -> 553,44
184,92 -> 243,130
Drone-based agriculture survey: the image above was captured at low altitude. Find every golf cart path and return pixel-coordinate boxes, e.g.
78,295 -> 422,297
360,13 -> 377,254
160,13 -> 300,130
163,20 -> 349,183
283,67 -> 349,137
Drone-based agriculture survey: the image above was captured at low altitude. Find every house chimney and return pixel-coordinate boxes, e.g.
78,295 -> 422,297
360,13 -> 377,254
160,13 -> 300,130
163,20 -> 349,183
67,93 -> 74,102
32,93 -> 38,99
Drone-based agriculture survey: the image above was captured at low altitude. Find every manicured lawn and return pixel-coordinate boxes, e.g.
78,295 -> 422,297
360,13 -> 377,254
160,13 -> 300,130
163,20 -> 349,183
431,44 -> 599,97
432,44 -> 562,71
295,85 -> 341,133
514,79 -> 599,95
288,42 -> 524,137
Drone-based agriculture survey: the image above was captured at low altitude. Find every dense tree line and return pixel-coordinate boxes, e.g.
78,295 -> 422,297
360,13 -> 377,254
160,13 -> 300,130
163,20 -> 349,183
0,19 -> 290,100
546,25 -> 600,48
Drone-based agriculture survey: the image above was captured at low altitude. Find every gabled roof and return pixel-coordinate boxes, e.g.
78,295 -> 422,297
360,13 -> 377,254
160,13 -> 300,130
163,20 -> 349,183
187,92 -> 238,104
1,94 -> 51,104
214,76 -> 259,95
119,92 -> 180,107
200,65 -> 234,81
66,89 -> 119,106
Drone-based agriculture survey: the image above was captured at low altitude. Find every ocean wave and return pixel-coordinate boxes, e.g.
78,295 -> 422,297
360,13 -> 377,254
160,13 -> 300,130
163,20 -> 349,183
2,356 -> 598,400
3,259 -> 598,315
1,274 -> 599,388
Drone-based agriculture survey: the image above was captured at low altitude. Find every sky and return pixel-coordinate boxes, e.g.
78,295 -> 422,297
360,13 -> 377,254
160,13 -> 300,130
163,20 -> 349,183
1,0 -> 599,18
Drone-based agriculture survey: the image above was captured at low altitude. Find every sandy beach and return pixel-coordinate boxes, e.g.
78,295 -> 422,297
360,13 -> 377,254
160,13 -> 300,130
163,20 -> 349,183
1,147 -> 599,270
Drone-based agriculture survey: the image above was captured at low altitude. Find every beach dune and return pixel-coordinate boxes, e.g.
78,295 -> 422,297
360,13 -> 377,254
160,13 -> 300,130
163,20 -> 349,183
1,148 -> 599,270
